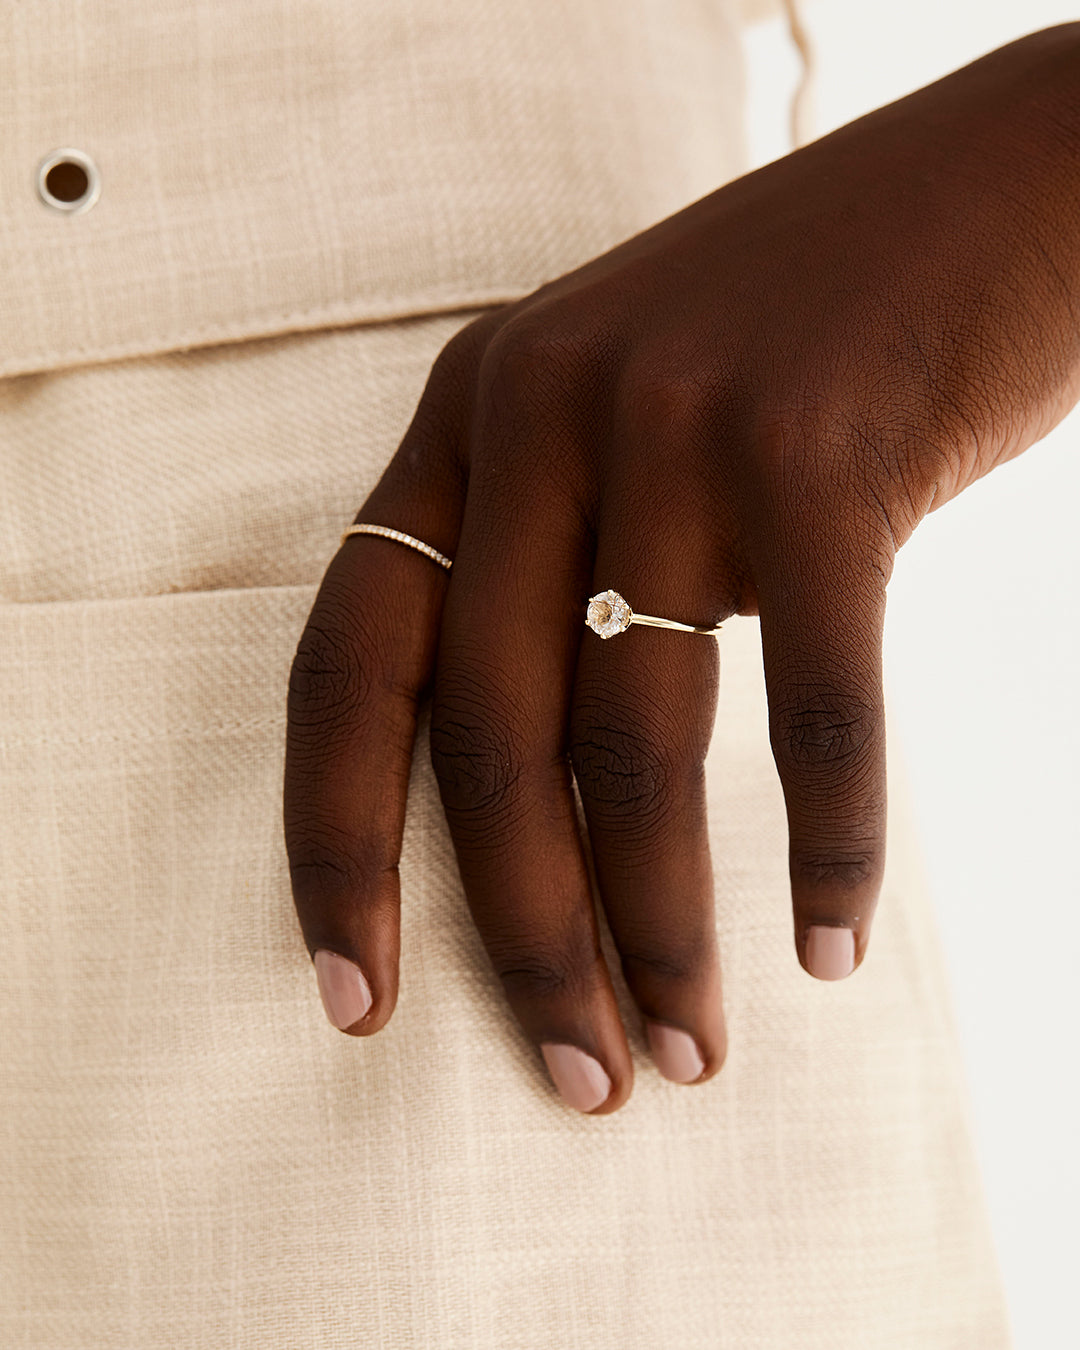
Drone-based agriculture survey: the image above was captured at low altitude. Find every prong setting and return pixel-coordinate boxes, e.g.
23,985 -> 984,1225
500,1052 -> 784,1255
586,589 -> 633,638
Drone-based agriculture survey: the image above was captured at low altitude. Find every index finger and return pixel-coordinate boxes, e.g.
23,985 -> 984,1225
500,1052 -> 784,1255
284,507 -> 453,1032
282,323 -> 485,1034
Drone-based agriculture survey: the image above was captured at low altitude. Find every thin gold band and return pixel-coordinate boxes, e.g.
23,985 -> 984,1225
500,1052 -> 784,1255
339,523 -> 453,571
627,612 -> 724,637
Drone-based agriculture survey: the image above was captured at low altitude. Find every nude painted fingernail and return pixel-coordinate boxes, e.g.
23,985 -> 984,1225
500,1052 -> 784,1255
805,925 -> 855,980
645,1021 -> 706,1083
540,1043 -> 612,1112
313,949 -> 373,1029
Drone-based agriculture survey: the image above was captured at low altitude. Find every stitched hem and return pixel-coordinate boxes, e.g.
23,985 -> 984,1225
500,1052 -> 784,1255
0,284 -> 533,381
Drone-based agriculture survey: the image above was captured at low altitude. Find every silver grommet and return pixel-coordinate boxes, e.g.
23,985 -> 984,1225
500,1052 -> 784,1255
36,148 -> 101,214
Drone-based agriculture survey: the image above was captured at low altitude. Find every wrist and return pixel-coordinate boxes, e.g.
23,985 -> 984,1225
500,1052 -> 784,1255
951,26 -> 1080,290
1004,24 -> 1080,153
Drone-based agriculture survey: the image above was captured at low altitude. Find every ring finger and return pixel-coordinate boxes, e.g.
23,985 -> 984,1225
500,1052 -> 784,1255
570,467 -> 733,1085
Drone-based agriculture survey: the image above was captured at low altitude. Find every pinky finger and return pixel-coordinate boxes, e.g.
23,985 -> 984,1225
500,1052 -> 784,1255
758,550 -> 890,981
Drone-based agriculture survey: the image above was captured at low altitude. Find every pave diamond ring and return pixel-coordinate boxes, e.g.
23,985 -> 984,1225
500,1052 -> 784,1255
339,523 -> 453,570
585,589 -> 723,639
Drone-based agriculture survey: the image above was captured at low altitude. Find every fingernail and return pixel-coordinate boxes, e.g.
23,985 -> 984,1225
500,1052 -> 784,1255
540,1042 -> 612,1112
313,949 -> 373,1030
645,1021 -> 706,1083
805,925 -> 855,980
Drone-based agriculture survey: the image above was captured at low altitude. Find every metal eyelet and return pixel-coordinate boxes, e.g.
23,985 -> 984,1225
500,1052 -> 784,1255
36,148 -> 101,214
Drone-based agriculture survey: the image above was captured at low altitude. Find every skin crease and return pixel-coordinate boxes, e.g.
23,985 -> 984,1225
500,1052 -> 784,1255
284,25 -> 1080,1114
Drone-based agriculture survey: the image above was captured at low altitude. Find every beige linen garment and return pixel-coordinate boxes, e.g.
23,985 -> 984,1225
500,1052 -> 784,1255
0,2 -> 1011,1347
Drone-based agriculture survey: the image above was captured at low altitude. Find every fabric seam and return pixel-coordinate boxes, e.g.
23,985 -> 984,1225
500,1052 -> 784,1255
0,285 -> 533,381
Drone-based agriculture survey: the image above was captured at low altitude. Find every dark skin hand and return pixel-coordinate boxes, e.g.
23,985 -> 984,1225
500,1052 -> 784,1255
284,25 -> 1080,1113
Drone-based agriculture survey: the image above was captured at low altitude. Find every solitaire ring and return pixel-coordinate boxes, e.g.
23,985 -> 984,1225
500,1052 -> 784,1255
585,589 -> 723,639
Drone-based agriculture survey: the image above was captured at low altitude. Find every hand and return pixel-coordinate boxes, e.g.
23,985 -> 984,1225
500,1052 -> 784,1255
284,25 -> 1080,1113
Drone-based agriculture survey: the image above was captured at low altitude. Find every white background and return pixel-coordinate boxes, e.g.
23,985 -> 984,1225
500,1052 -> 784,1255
742,5 -> 1079,1348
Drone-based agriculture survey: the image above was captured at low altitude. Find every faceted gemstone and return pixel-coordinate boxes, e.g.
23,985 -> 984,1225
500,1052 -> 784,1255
586,589 -> 632,638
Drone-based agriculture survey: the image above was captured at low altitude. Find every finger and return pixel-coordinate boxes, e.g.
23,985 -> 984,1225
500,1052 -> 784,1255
570,473 -> 731,1086
284,317 -> 493,1035
429,339 -> 633,1114
757,518 -> 890,981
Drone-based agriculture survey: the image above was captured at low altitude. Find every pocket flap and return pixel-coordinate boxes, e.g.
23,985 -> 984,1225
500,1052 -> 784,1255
0,0 -> 746,379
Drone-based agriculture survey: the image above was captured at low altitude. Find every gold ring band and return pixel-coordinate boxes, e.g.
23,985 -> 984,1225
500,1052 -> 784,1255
339,523 -> 453,571
586,589 -> 722,639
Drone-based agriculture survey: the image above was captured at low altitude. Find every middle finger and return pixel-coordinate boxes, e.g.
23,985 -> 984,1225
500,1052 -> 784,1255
429,356 -> 633,1115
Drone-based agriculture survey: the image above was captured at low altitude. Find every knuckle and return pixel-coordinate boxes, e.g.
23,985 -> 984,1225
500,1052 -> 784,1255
619,356 -> 711,437
754,385 -> 947,539
429,681 -> 523,825
478,311 -> 598,408
753,390 -> 879,499
619,940 -> 703,986
285,823 -> 391,908
423,313 -> 498,406
750,391 -> 823,475
770,682 -> 879,778
287,599 -> 378,739
424,329 -> 473,404
484,931 -> 600,1004
569,711 -> 683,827
490,952 -> 578,1003
790,844 -> 881,891
396,310 -> 505,474
433,314 -> 491,377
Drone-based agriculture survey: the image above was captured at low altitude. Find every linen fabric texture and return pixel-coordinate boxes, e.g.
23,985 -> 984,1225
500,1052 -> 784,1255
0,1 -> 1011,1347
